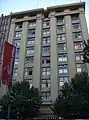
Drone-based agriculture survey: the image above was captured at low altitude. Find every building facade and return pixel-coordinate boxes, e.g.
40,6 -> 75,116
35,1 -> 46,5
0,14 -> 11,54
0,14 -> 11,97
0,1 -> 89,114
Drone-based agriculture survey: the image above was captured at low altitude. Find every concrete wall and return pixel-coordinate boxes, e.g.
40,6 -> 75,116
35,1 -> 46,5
79,9 -> 89,75
50,12 -> 58,102
33,14 -> 42,89
65,14 -> 76,80
17,22 -> 28,82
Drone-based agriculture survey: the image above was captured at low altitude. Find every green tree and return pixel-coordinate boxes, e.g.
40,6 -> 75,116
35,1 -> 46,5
51,72 -> 89,119
0,81 -> 42,119
83,39 -> 89,63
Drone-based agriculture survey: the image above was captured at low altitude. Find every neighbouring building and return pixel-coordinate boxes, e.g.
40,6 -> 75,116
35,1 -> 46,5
0,14 -> 11,55
0,1 -> 89,115
0,14 -> 11,97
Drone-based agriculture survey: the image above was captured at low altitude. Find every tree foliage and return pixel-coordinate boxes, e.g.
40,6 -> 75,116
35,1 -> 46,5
0,81 -> 42,119
51,72 -> 89,119
83,39 -> 89,63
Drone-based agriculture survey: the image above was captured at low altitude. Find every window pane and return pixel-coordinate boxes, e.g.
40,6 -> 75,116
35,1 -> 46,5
43,21 -> 50,27
43,37 -> 50,44
73,32 -> 82,39
42,72 -> 46,76
64,68 -> 68,73
15,23 -> 22,29
25,68 -> 33,76
71,15 -> 79,21
42,47 -> 50,53
15,58 -> 19,65
13,69 -> 18,77
58,44 -> 66,51
57,17 -> 64,23
29,22 -> 36,27
27,38 -> 35,45
60,81 -> 64,87
74,42 -> 83,50
59,65 -> 68,74
77,67 -> 81,72
47,71 -> 50,75
58,57 -> 63,62
57,34 -> 66,41
28,30 -> 35,36
16,48 -> 20,57
26,47 -> 34,55
15,31 -> 22,38
43,29 -> 50,35
59,69 -> 63,73
72,23 -> 80,29
14,40 -> 20,47
25,57 -> 33,64
57,25 -> 65,32
76,55 -> 80,60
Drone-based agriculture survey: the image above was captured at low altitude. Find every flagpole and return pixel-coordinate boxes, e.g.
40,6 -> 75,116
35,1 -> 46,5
7,86 -> 11,120
54,0 -> 56,5
37,0 -> 38,8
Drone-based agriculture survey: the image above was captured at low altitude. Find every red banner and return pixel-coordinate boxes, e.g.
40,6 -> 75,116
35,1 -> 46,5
2,41 -> 16,85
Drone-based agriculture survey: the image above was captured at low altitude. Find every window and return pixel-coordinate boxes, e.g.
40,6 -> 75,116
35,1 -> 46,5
73,32 -> 82,39
57,34 -> 66,41
16,48 -> 20,57
15,58 -> 19,65
25,57 -> 34,64
14,31 -> 22,38
30,84 -> 33,88
59,77 -> 68,89
3,25 -> 6,31
42,46 -> 50,54
28,29 -> 35,36
41,79 -> 50,83
24,68 -> 33,76
29,22 -> 36,28
59,65 -> 68,74
0,38 -> 3,45
42,57 -> 50,64
26,47 -> 34,55
43,37 -> 50,44
43,21 -> 50,27
71,14 -> 79,21
14,40 -> 20,47
57,43 -> 66,51
75,53 -> 83,61
72,23 -> 80,30
74,42 -> 83,50
42,67 -> 51,76
5,18 -> 8,25
41,92 -> 51,101
43,29 -> 50,36
13,79 -> 16,83
15,23 -> 22,29
76,64 -> 87,73
57,16 -> 64,23
27,38 -> 35,45
58,54 -> 67,62
13,69 -> 18,77
57,25 -> 65,32
41,80 -> 51,88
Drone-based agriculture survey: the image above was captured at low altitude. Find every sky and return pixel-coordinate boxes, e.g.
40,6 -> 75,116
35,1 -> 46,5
0,0 -> 89,32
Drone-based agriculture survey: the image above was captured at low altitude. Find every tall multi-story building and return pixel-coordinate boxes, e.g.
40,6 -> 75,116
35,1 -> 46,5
0,14 -> 11,55
0,1 -> 89,114
0,14 -> 11,97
